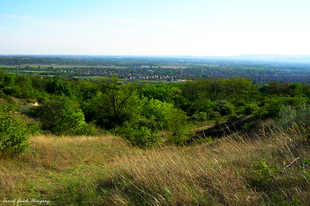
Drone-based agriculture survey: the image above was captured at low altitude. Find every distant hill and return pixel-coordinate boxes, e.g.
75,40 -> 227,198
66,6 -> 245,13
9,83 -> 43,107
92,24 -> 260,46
202,54 -> 310,64
235,54 -> 310,63
1,54 -> 310,64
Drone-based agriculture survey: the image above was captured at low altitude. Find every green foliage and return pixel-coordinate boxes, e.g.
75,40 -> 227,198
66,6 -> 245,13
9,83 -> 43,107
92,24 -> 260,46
243,103 -> 259,115
167,123 -> 192,145
25,121 -> 42,136
77,80 -> 99,101
275,105 -> 297,129
113,98 -> 190,146
143,99 -> 182,129
15,76 -> 34,98
32,98 -> 95,136
241,122 -> 255,130
190,112 -> 208,122
3,86 -> 20,96
287,96 -> 306,108
208,110 -> 220,120
301,159 -> 310,178
45,78 -> 71,96
113,121 -> 162,147
275,103 -> 310,133
191,97 -> 214,116
0,104 -> 31,157
215,118 -> 221,125
133,115 -> 158,131
143,99 -> 190,144
214,100 -> 234,116
84,77 -> 146,129
261,81 -> 303,97
1,68 -> 310,147
138,83 -> 178,103
251,160 -> 280,188
228,113 -> 238,122
254,97 -> 285,119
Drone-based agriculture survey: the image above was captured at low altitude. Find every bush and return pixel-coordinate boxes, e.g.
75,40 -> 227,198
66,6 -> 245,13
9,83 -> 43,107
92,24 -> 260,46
209,110 -> 220,120
191,112 -> 208,122
0,104 -> 31,157
26,121 -> 42,136
113,121 -> 162,147
275,103 -> 310,133
167,123 -> 192,145
228,113 -> 238,122
113,98 -> 191,146
214,100 -> 234,116
254,98 -> 284,120
241,122 -> 255,130
32,98 -> 95,136
84,87 -> 145,129
243,103 -> 259,115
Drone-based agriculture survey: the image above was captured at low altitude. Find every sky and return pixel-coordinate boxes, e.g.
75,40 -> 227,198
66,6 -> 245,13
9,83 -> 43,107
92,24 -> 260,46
0,0 -> 310,56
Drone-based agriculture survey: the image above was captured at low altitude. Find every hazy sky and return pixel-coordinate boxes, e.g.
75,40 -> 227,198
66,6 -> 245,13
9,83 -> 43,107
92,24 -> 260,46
1,0 -> 309,56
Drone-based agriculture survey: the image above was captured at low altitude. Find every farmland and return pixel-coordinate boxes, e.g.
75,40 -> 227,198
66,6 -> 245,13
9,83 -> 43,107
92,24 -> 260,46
1,55 -> 310,84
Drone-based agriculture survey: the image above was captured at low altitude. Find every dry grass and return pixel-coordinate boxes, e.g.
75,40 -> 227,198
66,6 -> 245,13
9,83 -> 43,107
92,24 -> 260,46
1,129 -> 310,205
0,134 -> 135,200
97,131 -> 310,205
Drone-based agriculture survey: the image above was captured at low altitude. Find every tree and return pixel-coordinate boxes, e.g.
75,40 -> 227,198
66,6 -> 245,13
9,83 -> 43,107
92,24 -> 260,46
86,76 -> 145,129
214,100 -> 234,116
0,104 -> 31,157
45,79 -> 71,96
32,98 -> 93,136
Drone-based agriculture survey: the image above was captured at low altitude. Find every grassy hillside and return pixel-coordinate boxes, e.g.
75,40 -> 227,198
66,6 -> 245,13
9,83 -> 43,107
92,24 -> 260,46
1,125 -> 309,205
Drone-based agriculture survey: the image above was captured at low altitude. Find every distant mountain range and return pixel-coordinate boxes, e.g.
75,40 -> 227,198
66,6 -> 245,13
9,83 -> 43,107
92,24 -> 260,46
131,54 -> 310,64
202,54 -> 310,63
1,54 -> 310,64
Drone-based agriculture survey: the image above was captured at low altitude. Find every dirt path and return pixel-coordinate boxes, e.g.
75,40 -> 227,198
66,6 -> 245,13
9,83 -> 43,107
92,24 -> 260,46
160,115 -> 252,138
191,120 -> 228,132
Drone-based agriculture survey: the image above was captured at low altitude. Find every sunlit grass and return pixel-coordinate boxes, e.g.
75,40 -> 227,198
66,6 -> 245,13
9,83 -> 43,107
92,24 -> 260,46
1,128 -> 310,205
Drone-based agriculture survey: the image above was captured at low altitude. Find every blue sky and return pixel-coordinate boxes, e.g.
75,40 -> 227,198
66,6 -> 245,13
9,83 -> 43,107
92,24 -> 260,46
1,0 -> 309,56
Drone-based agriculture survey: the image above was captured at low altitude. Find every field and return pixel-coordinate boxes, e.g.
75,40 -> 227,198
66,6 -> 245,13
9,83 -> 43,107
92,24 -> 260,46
1,126 -> 310,205
1,65 -> 128,69
2,65 -> 189,69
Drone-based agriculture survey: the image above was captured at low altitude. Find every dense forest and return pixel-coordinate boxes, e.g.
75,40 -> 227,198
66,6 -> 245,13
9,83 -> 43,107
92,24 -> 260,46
1,67 -> 310,148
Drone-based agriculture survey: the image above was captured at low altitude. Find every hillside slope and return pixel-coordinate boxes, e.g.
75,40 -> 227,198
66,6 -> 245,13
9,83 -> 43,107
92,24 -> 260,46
1,127 -> 309,205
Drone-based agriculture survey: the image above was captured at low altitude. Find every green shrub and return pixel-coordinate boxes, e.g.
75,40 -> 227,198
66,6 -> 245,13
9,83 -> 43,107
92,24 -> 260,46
167,123 -> 192,145
113,98 -> 191,146
32,98 -> 95,136
241,122 -> 255,130
209,110 -> 220,119
26,121 -> 42,136
275,103 -> 310,134
0,104 -> 31,157
254,98 -> 285,119
243,103 -> 259,115
113,121 -> 162,147
84,87 -> 145,129
214,100 -> 234,116
142,99 -> 190,144
191,112 -> 208,122
134,115 -> 157,131
251,159 -> 280,188
228,113 -> 238,122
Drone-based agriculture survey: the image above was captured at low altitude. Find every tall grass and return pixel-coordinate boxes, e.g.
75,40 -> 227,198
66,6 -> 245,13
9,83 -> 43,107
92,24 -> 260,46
93,130 -> 309,205
1,127 -> 310,205
0,134 -> 134,201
